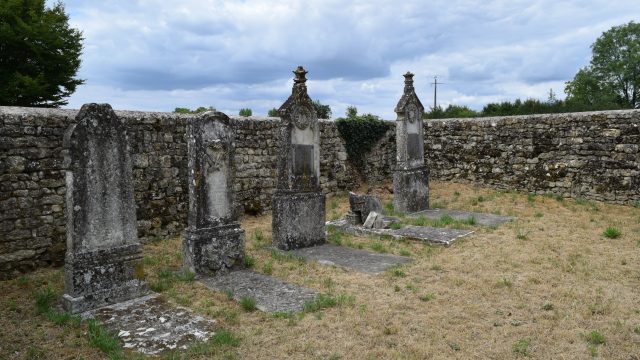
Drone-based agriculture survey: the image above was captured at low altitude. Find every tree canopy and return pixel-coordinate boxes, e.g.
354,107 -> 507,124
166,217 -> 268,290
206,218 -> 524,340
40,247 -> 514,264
565,21 -> 639,109
0,0 -> 84,107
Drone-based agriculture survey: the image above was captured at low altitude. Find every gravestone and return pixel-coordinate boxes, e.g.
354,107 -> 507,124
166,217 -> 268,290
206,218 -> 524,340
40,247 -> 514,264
272,66 -> 326,250
183,112 -> 245,276
393,72 -> 429,213
346,192 -> 383,225
62,103 -> 149,313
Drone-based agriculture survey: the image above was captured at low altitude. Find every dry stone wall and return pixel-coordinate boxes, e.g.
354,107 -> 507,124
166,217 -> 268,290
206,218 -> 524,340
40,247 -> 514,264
424,110 -> 640,203
1,106 -> 638,279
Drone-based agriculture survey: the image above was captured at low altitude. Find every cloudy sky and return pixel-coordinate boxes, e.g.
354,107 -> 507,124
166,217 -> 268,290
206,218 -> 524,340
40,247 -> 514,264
54,0 -> 640,119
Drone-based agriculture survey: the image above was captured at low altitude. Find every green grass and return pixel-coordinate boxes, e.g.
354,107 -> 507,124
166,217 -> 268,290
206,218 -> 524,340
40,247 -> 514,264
328,229 -> 344,245
239,297 -> 257,312
243,255 -> 256,268
602,227 -> 621,239
512,338 -> 530,356
389,266 -> 406,278
586,330 -> 606,345
389,222 -> 403,230
370,242 -> 387,253
449,343 -> 461,351
34,287 -> 56,315
303,293 -> 355,313
269,250 -> 306,264
399,249 -> 411,257
527,193 -> 536,203
541,303 -> 554,311
400,213 -> 477,229
87,319 -> 124,358
178,329 -> 241,357
330,199 -> 338,209
419,293 -> 435,302
262,261 -> 273,275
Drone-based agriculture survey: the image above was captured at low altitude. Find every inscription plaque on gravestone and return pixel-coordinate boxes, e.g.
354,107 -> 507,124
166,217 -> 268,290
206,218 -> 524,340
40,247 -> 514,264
293,144 -> 314,176
407,133 -> 421,161
204,142 -> 230,219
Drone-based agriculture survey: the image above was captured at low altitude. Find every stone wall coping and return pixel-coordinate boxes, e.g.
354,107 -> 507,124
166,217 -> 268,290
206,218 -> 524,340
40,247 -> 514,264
424,109 -> 640,125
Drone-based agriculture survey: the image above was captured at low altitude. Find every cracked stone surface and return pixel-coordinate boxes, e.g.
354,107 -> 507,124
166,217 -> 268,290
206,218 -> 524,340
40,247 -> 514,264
407,208 -> 514,227
200,270 -> 317,312
83,294 -> 216,355
327,219 -> 474,246
286,244 -> 410,274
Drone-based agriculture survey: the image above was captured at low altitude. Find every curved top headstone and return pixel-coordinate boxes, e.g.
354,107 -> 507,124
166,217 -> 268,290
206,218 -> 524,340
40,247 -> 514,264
64,103 -> 137,253
276,66 -> 320,191
186,111 -> 238,228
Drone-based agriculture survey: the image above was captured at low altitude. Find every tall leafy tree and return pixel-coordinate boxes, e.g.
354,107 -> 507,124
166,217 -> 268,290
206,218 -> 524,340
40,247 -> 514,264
0,0 -> 84,107
565,21 -> 640,109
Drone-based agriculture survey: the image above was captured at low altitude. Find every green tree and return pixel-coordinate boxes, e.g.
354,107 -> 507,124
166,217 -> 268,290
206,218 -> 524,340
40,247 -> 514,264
425,104 -> 478,119
312,99 -> 332,119
173,106 -> 215,114
238,108 -> 252,117
267,108 -> 279,117
565,21 -> 640,109
345,105 -> 358,118
0,0 -> 84,107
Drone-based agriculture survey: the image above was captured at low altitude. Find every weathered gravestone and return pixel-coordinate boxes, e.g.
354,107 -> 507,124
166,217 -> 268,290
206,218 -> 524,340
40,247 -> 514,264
62,103 -> 149,313
393,72 -> 429,213
346,192 -> 383,225
272,66 -> 326,250
183,112 -> 245,276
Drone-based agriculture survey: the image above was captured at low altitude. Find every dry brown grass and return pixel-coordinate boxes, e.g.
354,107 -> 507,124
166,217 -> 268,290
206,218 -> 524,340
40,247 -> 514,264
1,181 -> 639,359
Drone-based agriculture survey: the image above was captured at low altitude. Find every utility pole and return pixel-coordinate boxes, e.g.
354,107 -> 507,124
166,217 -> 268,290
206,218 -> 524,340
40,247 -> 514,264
430,76 -> 444,109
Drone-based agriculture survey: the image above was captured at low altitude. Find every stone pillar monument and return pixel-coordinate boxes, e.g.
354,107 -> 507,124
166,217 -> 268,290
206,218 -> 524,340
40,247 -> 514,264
272,66 -> 326,250
62,103 -> 148,313
183,112 -> 245,276
393,72 -> 430,213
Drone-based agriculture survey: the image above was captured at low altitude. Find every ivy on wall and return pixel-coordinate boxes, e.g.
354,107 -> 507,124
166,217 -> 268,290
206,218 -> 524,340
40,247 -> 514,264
335,109 -> 391,172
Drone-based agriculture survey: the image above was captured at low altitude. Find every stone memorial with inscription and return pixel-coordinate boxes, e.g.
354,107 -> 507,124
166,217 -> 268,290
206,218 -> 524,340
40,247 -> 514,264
62,103 -> 149,313
183,112 -> 245,276
393,72 -> 430,213
272,66 -> 326,250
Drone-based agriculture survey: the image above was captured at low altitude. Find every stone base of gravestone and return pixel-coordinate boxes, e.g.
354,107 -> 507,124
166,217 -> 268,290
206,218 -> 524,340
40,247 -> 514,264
183,223 -> 245,276
272,191 -> 326,250
393,166 -> 429,214
62,244 -> 149,314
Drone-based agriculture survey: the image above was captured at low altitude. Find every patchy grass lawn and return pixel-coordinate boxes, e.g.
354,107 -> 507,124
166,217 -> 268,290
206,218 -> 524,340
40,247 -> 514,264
1,181 -> 639,359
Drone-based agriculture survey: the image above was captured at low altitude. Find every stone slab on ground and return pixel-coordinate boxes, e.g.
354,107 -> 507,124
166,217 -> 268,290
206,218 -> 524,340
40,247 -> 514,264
83,294 -> 216,355
286,243 -> 410,274
200,270 -> 316,312
327,219 -> 474,246
407,208 -> 514,227
392,225 -> 473,245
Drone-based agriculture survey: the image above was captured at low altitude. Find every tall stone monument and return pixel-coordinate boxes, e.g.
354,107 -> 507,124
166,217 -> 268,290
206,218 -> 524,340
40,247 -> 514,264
393,72 -> 430,213
272,66 -> 326,250
62,103 -> 148,313
183,112 -> 245,275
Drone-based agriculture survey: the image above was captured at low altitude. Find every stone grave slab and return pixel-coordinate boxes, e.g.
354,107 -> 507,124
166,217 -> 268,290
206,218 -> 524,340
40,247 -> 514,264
286,244 -> 410,274
407,208 -> 514,227
327,219 -> 474,246
83,294 -> 216,355
392,225 -> 473,246
200,270 -> 316,312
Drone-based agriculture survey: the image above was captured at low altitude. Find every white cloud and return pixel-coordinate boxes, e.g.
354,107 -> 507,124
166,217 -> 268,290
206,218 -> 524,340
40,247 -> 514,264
51,0 -> 640,118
